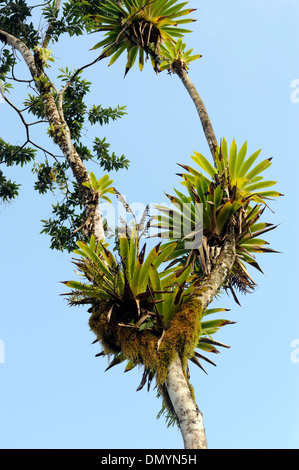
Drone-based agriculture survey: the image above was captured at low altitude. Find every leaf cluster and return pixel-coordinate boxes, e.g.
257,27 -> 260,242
41,0 -> 98,42
152,138 -> 282,298
0,0 -> 39,48
0,168 -> 20,201
93,137 -> 129,172
0,137 -> 36,201
0,2 -> 129,251
40,180 -> 88,252
91,0 -> 197,74
63,187 -> 236,404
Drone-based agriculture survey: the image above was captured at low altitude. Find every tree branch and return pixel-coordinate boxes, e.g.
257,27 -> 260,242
0,29 -> 38,77
1,94 -> 60,164
173,66 -> 218,164
0,28 -> 105,241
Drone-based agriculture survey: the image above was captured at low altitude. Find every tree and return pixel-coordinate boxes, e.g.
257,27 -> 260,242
0,0 -> 129,250
0,0 -> 282,449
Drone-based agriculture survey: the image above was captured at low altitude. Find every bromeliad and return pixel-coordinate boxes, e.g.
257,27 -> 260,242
62,218 -> 234,424
152,138 -> 283,299
90,0 -> 197,74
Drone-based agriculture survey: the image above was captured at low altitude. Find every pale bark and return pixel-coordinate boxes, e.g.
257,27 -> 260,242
165,225 -> 236,449
0,29 -> 105,241
0,30 -> 38,77
174,66 -> 218,164
163,63 -> 235,451
196,225 -> 237,310
166,353 -> 208,449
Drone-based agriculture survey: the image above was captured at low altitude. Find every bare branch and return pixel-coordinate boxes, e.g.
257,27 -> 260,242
29,1 -> 52,10
2,95 -> 61,165
4,95 -> 30,141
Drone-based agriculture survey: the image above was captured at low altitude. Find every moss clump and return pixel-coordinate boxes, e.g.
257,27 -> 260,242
157,297 -> 202,383
89,296 -> 202,427
89,296 -> 203,386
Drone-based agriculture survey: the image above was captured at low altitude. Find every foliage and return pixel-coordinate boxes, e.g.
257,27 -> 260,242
0,168 -> 20,200
152,138 -> 282,299
0,0 -> 40,48
0,1 -> 129,251
159,37 -> 201,72
93,137 -> 130,172
62,219 -> 234,423
82,172 -> 115,202
0,137 -> 36,201
0,137 -> 36,166
91,0 -> 197,74
40,180 -> 88,252
0,0 -> 282,438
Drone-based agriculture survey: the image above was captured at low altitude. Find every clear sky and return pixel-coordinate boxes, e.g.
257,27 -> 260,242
0,0 -> 298,449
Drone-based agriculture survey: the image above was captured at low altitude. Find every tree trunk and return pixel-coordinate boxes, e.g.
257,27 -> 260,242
166,352 -> 208,449
165,225 -> 236,448
174,66 -> 218,164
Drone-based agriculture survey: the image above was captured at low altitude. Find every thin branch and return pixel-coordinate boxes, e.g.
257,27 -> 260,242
29,1 -> 52,10
27,119 -> 48,126
4,95 -> 30,140
28,140 -> 61,164
8,54 -> 34,83
59,55 -> 105,96
173,66 -> 218,163
1,95 -> 61,165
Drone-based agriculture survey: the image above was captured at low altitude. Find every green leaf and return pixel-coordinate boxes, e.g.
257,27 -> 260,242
235,141 -> 247,178
239,149 -> 262,177
149,264 -> 164,317
108,43 -> 127,66
228,139 -> 237,181
139,243 -> 161,291
129,227 -> 138,279
191,151 -> 217,178
246,158 -> 272,181
76,241 -> 113,280
201,319 -> 235,335
216,202 -> 233,233
119,233 -> 130,277
221,138 -> 228,167
203,307 -> 230,317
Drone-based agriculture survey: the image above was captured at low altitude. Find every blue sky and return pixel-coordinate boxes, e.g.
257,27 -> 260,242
0,0 -> 298,449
